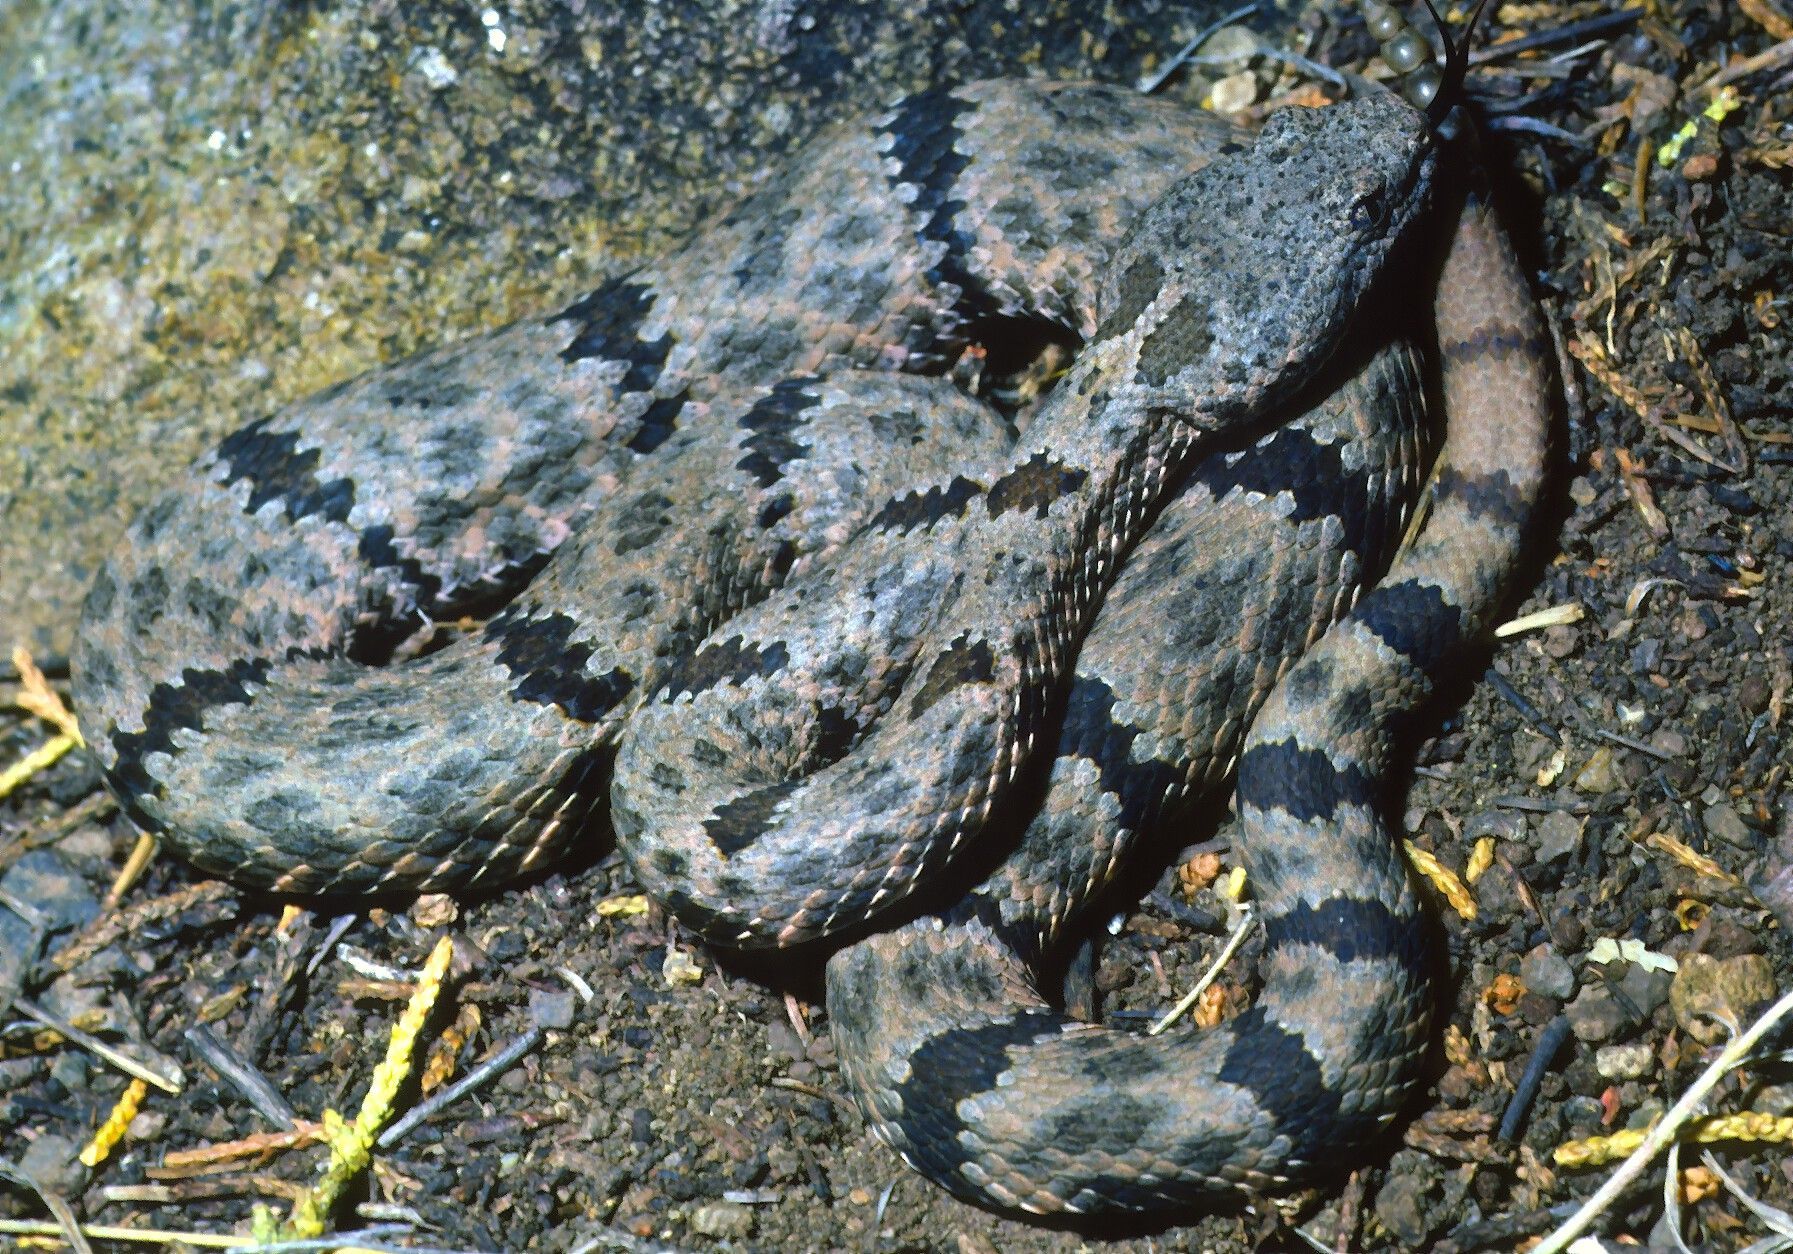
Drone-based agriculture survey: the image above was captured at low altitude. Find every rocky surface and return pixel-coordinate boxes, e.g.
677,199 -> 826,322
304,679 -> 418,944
0,0 -> 1253,661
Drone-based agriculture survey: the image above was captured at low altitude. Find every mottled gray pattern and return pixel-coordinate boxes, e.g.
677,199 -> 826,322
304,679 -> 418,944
609,95 -> 1436,946
73,80 -> 1236,892
72,64 -> 1551,1216
826,127 -> 1552,1212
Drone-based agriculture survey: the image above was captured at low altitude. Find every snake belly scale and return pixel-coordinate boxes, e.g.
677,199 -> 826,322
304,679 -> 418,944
72,57 -> 1551,1216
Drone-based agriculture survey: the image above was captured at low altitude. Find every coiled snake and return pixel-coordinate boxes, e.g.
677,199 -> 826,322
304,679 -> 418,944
72,5 -> 1550,1217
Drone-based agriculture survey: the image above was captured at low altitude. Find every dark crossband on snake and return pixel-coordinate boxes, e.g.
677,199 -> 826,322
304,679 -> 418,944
71,0 -> 1550,1218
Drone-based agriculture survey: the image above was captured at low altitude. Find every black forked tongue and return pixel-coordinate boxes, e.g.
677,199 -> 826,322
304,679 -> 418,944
1360,0 -> 1494,126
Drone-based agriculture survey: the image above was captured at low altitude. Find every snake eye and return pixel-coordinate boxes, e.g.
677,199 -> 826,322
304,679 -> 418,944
1349,193 -> 1385,232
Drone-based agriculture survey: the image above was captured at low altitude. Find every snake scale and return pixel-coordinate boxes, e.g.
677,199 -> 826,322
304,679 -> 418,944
71,2 -> 1551,1216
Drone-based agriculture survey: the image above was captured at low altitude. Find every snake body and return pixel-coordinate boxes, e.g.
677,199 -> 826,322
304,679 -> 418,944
73,79 -> 1241,893
72,61 -> 1550,1213
608,93 -> 1436,946
828,144 -> 1551,1210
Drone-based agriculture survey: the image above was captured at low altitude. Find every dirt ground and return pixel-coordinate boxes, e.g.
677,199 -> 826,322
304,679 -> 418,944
5,0 -> 1793,1250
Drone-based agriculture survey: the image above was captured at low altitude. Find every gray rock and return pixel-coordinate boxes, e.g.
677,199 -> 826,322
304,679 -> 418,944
1616,962 -> 1673,1019
1372,1156 -> 1440,1248
1535,810 -> 1584,863
1703,801 -> 1755,849
16,1133 -> 86,1197
1520,944 -> 1576,1001
1464,810 -> 1527,843
0,849 -> 102,1004
1565,986 -> 1628,1043
528,987 -> 577,1030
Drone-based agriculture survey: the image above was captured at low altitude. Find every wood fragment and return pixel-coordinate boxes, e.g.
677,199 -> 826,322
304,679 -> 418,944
185,1023 -> 300,1130
50,880 -> 237,973
104,832 -> 159,908
1640,831 -> 1743,886
376,1025 -> 542,1149
8,645 -> 81,739
1495,602 -> 1587,636
1404,841 -> 1476,919
1738,0 -> 1793,41
1570,333 -> 1741,472
157,1122 -> 326,1172
1673,326 -> 1749,473
102,1175 -> 308,1204
1613,447 -> 1671,539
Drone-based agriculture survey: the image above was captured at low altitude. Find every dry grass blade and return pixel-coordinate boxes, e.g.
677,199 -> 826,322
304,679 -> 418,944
0,1160 -> 94,1254
1534,985 -> 1793,1254
1149,904 -> 1255,1034
10,996 -> 184,1094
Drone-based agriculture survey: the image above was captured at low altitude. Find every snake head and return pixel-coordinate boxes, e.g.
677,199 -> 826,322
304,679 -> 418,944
1097,91 -> 1435,422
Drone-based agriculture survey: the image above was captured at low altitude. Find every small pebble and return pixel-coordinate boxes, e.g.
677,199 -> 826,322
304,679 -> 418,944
1749,858 -> 1793,932
1595,1042 -> 1654,1080
765,1019 -> 807,1063
1616,962 -> 1673,1019
1703,801 -> 1755,850
1535,810 -> 1584,863
1095,958 -> 1134,994
1573,747 -> 1619,794
1661,755 -> 1698,791
1437,1065 -> 1479,1103
1516,992 -> 1560,1026
1551,912 -> 1587,952
17,1133 -> 85,1196
1562,1093 -> 1606,1129
689,1201 -> 755,1239
1682,152 -> 1719,180
1542,624 -> 1580,659
1209,71 -> 1259,112
1372,1160 -> 1439,1248
410,45 -> 459,89
1465,810 -> 1526,843
1520,944 -> 1576,1001
528,987 -> 576,1030
127,1109 -> 168,1141
0,851 -> 102,999
1738,672 -> 1771,714
1698,916 -> 1763,960
1565,987 -> 1628,1043
49,1051 -> 90,1095
661,947 -> 704,986
1626,1097 -> 1667,1131
412,893 -> 459,927
1202,25 -> 1260,65
1711,484 -> 1758,515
